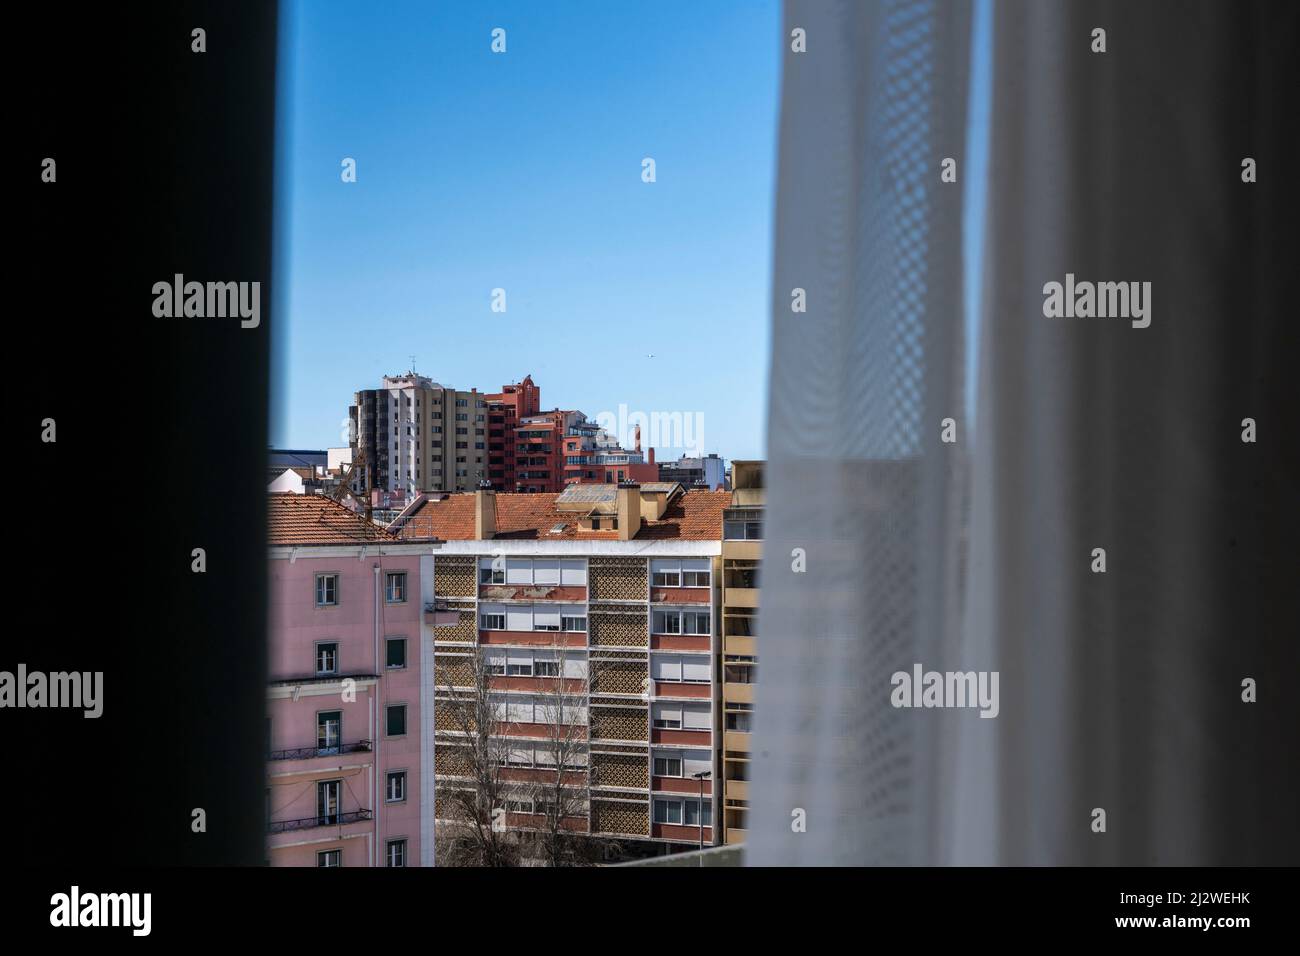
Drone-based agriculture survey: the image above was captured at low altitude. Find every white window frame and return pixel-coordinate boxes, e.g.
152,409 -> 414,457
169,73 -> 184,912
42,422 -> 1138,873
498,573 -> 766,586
653,703 -> 682,729
386,838 -> 407,868
479,559 -> 505,585
653,755 -> 683,777
385,571 -> 408,604
315,573 -> 339,607
315,641 -> 339,676
653,798 -> 683,824
560,559 -> 587,586
386,770 -> 407,803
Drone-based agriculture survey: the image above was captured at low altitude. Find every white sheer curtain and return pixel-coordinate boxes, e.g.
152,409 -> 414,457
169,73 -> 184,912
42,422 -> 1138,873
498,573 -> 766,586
749,0 -> 1299,866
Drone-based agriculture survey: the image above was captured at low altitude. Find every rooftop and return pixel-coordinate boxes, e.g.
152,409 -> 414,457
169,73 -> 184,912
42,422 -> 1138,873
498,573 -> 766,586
268,493 -> 398,546
395,489 -> 729,542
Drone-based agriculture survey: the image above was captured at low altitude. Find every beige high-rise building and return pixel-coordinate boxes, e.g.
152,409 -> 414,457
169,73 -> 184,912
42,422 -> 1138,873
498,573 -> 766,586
349,372 -> 489,497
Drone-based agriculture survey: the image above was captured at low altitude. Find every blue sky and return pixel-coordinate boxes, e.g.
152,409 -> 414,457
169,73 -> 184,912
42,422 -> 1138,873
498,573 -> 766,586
271,0 -> 781,460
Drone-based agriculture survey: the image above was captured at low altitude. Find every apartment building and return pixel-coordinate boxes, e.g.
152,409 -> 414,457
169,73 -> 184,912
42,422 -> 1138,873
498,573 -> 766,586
719,460 -> 763,843
563,421 -> 660,486
266,493 -> 426,866
485,375 -> 541,489
349,372 -> 489,497
659,452 -> 727,490
395,480 -> 730,857
510,409 -> 583,493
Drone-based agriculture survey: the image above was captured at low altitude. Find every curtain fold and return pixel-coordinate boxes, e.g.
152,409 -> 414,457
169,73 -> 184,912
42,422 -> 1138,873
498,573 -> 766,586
750,0 -> 1299,866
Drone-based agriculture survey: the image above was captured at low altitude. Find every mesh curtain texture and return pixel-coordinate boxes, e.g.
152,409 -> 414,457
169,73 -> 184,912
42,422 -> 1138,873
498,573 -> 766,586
749,0 -> 1299,866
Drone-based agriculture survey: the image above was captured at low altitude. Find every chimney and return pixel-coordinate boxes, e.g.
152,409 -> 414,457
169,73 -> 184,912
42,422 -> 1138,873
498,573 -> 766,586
634,424 -> 642,453
475,488 -> 496,540
615,480 -> 641,540
648,446 -> 655,465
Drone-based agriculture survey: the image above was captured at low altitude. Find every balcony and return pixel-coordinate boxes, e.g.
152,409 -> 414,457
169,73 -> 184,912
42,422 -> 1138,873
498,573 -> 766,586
724,683 -> 754,704
723,778 -> 750,801
724,634 -> 756,656
721,540 -> 762,561
724,587 -> 759,609
425,601 -> 461,626
267,740 -> 372,761
267,809 -> 373,834
723,730 -> 752,753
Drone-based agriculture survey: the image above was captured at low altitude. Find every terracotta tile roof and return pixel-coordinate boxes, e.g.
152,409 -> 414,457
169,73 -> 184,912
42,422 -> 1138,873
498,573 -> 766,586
396,490 -> 728,542
268,493 -> 398,545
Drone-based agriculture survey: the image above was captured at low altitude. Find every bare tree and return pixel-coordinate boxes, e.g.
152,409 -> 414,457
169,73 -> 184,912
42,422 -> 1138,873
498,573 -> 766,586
433,646 -> 525,867
521,639 -> 601,867
434,637 -> 620,866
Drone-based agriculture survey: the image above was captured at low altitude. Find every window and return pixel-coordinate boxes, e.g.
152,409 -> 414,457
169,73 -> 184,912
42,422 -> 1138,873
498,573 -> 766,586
386,839 -> 407,868
653,755 -> 683,777
653,798 -> 683,824
723,509 -> 764,540
385,571 -> 407,603
533,559 -> 560,586
317,849 -> 342,867
479,561 -> 505,585
653,704 -> 681,729
386,770 -> 406,803
683,566 -> 711,588
561,615 -> 587,632
653,798 -> 710,826
386,704 -> 407,737
315,642 -> 339,676
653,610 -> 681,634
652,611 -> 710,636
534,660 -> 560,677
480,613 -> 505,630
654,703 -> 709,730
384,637 -> 407,669
505,558 -> 532,585
725,663 -> 755,684
684,611 -> 711,635
726,709 -> 753,732
652,568 -> 681,588
317,780 -> 341,825
684,800 -> 713,826
315,574 -> 339,606
317,711 -> 341,753
506,650 -> 533,676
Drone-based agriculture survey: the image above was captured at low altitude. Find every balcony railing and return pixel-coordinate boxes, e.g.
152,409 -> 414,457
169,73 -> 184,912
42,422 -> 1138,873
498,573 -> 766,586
267,740 -> 372,761
267,809 -> 373,834
425,601 -> 461,626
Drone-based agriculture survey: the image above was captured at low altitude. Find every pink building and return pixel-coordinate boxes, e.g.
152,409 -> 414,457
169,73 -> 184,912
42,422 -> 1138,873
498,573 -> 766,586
267,494 -> 427,866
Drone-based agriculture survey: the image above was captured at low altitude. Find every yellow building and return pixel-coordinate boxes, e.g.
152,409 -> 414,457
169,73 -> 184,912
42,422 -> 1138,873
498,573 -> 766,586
720,460 -> 763,843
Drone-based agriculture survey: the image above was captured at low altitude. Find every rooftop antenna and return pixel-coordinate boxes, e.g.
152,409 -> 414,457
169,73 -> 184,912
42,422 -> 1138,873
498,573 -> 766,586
409,354 -> 416,373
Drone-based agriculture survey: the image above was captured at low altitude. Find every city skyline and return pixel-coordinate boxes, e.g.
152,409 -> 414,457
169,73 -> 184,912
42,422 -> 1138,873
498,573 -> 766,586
271,0 -> 780,461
